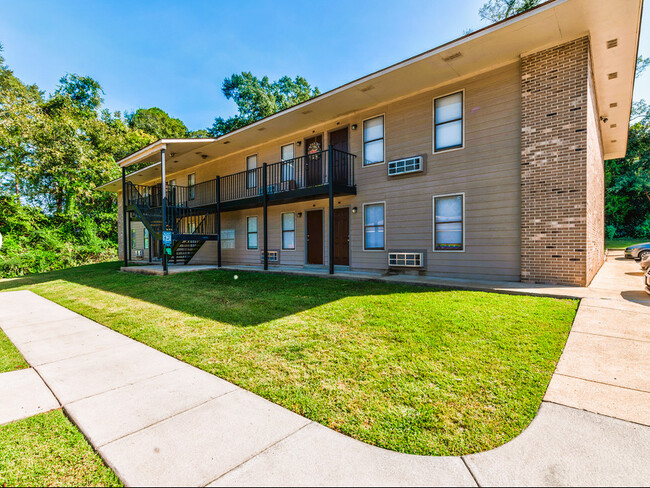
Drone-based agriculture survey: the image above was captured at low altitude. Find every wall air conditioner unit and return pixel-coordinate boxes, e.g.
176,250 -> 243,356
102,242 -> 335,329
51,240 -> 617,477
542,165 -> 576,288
387,156 -> 423,176
388,251 -> 424,268
260,250 -> 279,263
133,249 -> 144,258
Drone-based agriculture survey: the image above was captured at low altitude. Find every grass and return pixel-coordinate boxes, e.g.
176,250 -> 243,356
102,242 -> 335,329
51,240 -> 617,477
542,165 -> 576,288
606,238 -> 649,249
0,328 -> 29,373
0,409 -> 121,487
0,261 -> 578,456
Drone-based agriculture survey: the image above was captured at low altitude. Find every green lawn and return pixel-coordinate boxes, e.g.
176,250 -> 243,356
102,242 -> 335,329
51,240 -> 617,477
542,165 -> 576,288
0,261 -> 578,456
0,328 -> 28,373
606,238 -> 649,249
0,410 -> 121,487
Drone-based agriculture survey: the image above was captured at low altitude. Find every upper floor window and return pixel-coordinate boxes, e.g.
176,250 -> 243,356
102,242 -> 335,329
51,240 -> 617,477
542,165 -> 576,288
247,216 -> 258,250
282,213 -> 295,250
363,116 -> 384,166
281,144 -> 295,182
434,92 -> 463,152
187,173 -> 196,200
246,155 -> 257,189
363,203 -> 385,250
434,194 -> 464,251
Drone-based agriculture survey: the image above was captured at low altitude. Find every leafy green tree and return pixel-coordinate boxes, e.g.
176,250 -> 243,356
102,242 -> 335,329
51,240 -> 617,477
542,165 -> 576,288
0,44 -> 44,200
479,0 -> 541,22
605,102 -> 650,237
126,107 -> 188,140
209,72 -> 320,136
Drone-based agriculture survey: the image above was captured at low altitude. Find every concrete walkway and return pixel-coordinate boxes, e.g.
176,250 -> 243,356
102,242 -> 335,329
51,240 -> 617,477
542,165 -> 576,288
1,252 -> 649,486
0,368 -> 59,425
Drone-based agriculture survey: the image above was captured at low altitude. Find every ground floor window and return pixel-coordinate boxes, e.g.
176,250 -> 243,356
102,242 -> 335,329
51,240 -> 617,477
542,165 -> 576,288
363,203 -> 385,250
221,229 -> 235,249
247,217 -> 258,249
143,229 -> 149,249
131,228 -> 137,249
434,194 -> 464,251
282,213 -> 295,250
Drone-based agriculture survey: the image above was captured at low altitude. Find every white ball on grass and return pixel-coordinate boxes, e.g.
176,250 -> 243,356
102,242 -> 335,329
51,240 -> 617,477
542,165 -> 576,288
234,275 -> 239,280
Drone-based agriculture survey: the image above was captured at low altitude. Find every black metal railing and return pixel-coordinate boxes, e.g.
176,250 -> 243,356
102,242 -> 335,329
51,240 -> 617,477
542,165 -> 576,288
167,207 -> 217,235
125,148 -> 356,210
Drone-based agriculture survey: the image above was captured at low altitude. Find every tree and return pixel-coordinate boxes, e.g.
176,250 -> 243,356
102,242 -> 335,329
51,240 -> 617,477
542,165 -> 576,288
126,107 -> 188,140
209,72 -> 320,136
479,0 -> 541,22
0,43 -> 44,200
605,102 -> 650,237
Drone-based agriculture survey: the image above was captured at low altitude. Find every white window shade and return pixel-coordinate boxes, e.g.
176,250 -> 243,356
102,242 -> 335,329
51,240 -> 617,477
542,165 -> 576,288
435,93 -> 462,123
434,92 -> 463,151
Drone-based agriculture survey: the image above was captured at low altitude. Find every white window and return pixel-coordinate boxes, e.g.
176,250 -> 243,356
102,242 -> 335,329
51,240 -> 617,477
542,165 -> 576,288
434,92 -> 463,152
282,213 -> 295,250
281,144 -> 295,182
363,115 -> 384,166
131,228 -> 137,249
434,194 -> 464,251
247,217 -> 258,250
246,155 -> 257,189
188,173 -> 196,200
363,203 -> 385,250
221,229 -> 235,249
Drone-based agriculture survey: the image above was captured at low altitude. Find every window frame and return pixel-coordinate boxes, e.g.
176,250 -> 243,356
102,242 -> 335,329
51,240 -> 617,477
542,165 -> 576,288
432,192 -> 465,253
246,216 -> 258,250
187,173 -> 196,200
362,201 -> 386,251
281,144 -> 295,182
281,212 -> 296,250
432,90 -> 465,153
246,154 -> 257,189
361,114 -> 385,167
221,228 -> 236,249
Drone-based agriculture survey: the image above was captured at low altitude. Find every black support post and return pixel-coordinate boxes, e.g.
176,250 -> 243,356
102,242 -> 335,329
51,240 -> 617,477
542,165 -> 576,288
216,176 -> 222,268
161,148 -> 168,275
127,213 -> 132,262
121,168 -> 128,268
328,145 -> 335,275
263,163 -> 268,271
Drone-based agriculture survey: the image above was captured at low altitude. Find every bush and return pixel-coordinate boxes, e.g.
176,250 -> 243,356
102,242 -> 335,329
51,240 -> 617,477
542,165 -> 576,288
0,196 -> 116,278
605,224 -> 617,240
635,217 -> 650,239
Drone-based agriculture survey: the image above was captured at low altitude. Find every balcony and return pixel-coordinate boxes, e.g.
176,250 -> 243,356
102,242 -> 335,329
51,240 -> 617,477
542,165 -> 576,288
125,148 -> 356,212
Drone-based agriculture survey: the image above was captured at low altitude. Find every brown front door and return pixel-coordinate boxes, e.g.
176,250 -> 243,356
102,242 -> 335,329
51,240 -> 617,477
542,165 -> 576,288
304,135 -> 323,186
329,128 -> 349,185
333,208 -> 350,266
306,210 -> 323,264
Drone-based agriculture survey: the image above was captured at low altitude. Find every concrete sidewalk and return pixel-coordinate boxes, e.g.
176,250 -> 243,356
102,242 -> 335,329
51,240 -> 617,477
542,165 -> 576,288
1,252 -> 649,486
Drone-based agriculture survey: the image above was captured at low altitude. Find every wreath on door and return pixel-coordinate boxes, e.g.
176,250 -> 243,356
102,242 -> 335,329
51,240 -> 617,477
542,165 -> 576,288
308,141 -> 321,154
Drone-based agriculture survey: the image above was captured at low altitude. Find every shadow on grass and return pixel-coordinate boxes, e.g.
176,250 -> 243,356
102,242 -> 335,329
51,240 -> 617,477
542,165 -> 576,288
0,260 -> 441,326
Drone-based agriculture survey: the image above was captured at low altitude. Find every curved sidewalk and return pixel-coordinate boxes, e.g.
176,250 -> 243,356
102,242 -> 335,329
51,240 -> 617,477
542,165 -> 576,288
0,253 -> 648,486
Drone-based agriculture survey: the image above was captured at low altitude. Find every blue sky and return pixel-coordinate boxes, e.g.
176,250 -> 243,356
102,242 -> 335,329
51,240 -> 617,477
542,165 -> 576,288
1,0 -> 648,131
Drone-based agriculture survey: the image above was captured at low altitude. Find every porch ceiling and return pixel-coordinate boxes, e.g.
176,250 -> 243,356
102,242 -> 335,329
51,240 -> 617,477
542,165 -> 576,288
98,0 -> 642,194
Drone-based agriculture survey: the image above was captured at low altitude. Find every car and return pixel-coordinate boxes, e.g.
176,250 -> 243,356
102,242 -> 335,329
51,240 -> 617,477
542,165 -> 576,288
641,253 -> 650,271
624,242 -> 650,260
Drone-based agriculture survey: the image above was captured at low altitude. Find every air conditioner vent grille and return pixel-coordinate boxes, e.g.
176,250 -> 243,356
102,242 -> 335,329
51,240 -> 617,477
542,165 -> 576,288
388,156 -> 423,176
261,250 -> 279,263
388,252 -> 423,268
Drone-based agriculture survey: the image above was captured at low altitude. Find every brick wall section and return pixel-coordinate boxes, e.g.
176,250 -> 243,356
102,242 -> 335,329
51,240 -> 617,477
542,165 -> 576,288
586,61 -> 606,283
521,36 -> 604,286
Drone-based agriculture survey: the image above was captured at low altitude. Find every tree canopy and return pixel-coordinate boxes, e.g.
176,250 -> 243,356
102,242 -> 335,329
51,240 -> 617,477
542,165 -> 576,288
126,107 -> 189,140
478,0 -> 541,22
209,72 -> 320,136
